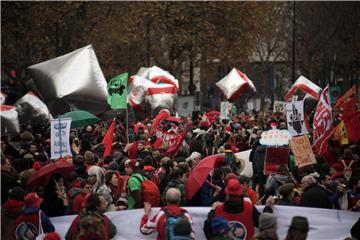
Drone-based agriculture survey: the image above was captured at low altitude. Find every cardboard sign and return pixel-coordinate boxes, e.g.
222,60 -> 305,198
286,100 -> 308,136
264,147 -> 290,175
260,129 -> 292,146
273,100 -> 286,113
290,135 -> 316,168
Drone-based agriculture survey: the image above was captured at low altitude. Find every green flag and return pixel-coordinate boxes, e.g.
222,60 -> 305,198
107,72 -> 128,109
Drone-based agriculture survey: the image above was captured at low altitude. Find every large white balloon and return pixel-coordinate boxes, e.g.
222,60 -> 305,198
15,91 -> 52,126
216,68 -> 256,101
28,45 -> 109,115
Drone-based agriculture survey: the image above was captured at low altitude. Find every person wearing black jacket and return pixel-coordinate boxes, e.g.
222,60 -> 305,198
300,175 -> 332,209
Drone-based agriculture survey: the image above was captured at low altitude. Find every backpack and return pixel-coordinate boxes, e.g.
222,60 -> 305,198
133,175 -> 160,207
164,209 -> 186,240
15,211 -> 42,240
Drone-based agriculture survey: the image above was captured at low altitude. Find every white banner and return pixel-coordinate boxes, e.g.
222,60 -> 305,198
286,100 -> 308,136
50,206 -> 358,240
50,118 -> 72,159
220,101 -> 233,119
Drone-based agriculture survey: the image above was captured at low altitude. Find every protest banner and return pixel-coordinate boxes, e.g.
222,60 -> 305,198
51,118 -> 72,159
259,129 -> 292,146
289,135 -> 316,168
286,100 -> 308,136
273,100 -> 286,113
51,206 -> 358,240
220,101 -> 233,119
108,72 -> 128,109
313,85 -> 333,155
264,146 -> 290,175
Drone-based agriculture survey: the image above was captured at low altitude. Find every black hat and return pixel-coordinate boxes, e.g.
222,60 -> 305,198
288,216 -> 315,231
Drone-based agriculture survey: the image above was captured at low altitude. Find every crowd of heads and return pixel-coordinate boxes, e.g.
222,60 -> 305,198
1,110 -> 360,239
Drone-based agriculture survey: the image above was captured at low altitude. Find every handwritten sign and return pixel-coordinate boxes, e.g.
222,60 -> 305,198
273,101 -> 286,113
290,135 -> 316,168
264,147 -> 290,175
51,118 -> 72,159
260,129 -> 292,146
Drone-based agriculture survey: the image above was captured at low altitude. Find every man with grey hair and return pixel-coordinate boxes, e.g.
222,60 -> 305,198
140,188 -> 195,240
300,175 -> 331,208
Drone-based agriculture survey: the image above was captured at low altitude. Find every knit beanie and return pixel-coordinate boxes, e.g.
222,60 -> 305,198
174,219 -> 192,236
259,213 -> 277,230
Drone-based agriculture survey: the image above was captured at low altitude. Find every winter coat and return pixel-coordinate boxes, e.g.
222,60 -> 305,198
1,199 -> 25,240
300,184 -> 332,209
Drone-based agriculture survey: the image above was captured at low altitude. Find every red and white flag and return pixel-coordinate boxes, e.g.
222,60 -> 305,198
136,66 -> 179,90
285,76 -> 322,101
312,85 -> 333,155
216,68 -> 256,101
145,84 -> 177,110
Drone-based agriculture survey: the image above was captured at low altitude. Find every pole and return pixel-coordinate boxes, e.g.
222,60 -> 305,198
292,1 -> 296,83
126,107 -> 129,143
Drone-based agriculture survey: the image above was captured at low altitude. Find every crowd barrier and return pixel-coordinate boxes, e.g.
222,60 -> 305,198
50,205 -> 359,239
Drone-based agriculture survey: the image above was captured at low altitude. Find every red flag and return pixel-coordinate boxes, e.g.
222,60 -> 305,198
335,85 -> 357,119
149,109 -> 170,136
313,85 -> 333,155
343,111 -> 360,142
166,126 -> 190,157
101,120 -> 115,159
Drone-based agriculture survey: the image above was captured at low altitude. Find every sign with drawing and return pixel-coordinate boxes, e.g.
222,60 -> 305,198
286,100 -> 308,136
273,101 -> 286,113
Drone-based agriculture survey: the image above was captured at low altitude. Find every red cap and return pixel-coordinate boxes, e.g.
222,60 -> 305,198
24,192 -> 43,208
144,165 -> 155,172
225,173 -> 238,185
225,178 -> 243,196
44,232 -> 61,240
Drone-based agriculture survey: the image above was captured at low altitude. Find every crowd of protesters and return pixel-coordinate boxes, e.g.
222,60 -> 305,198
1,110 -> 360,240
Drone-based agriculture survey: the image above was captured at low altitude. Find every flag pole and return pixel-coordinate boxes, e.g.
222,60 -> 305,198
126,106 -> 129,143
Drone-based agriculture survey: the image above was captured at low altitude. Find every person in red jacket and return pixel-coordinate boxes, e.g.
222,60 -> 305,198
204,178 -> 274,240
72,180 -> 93,214
140,188 -> 195,240
14,192 -> 55,239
